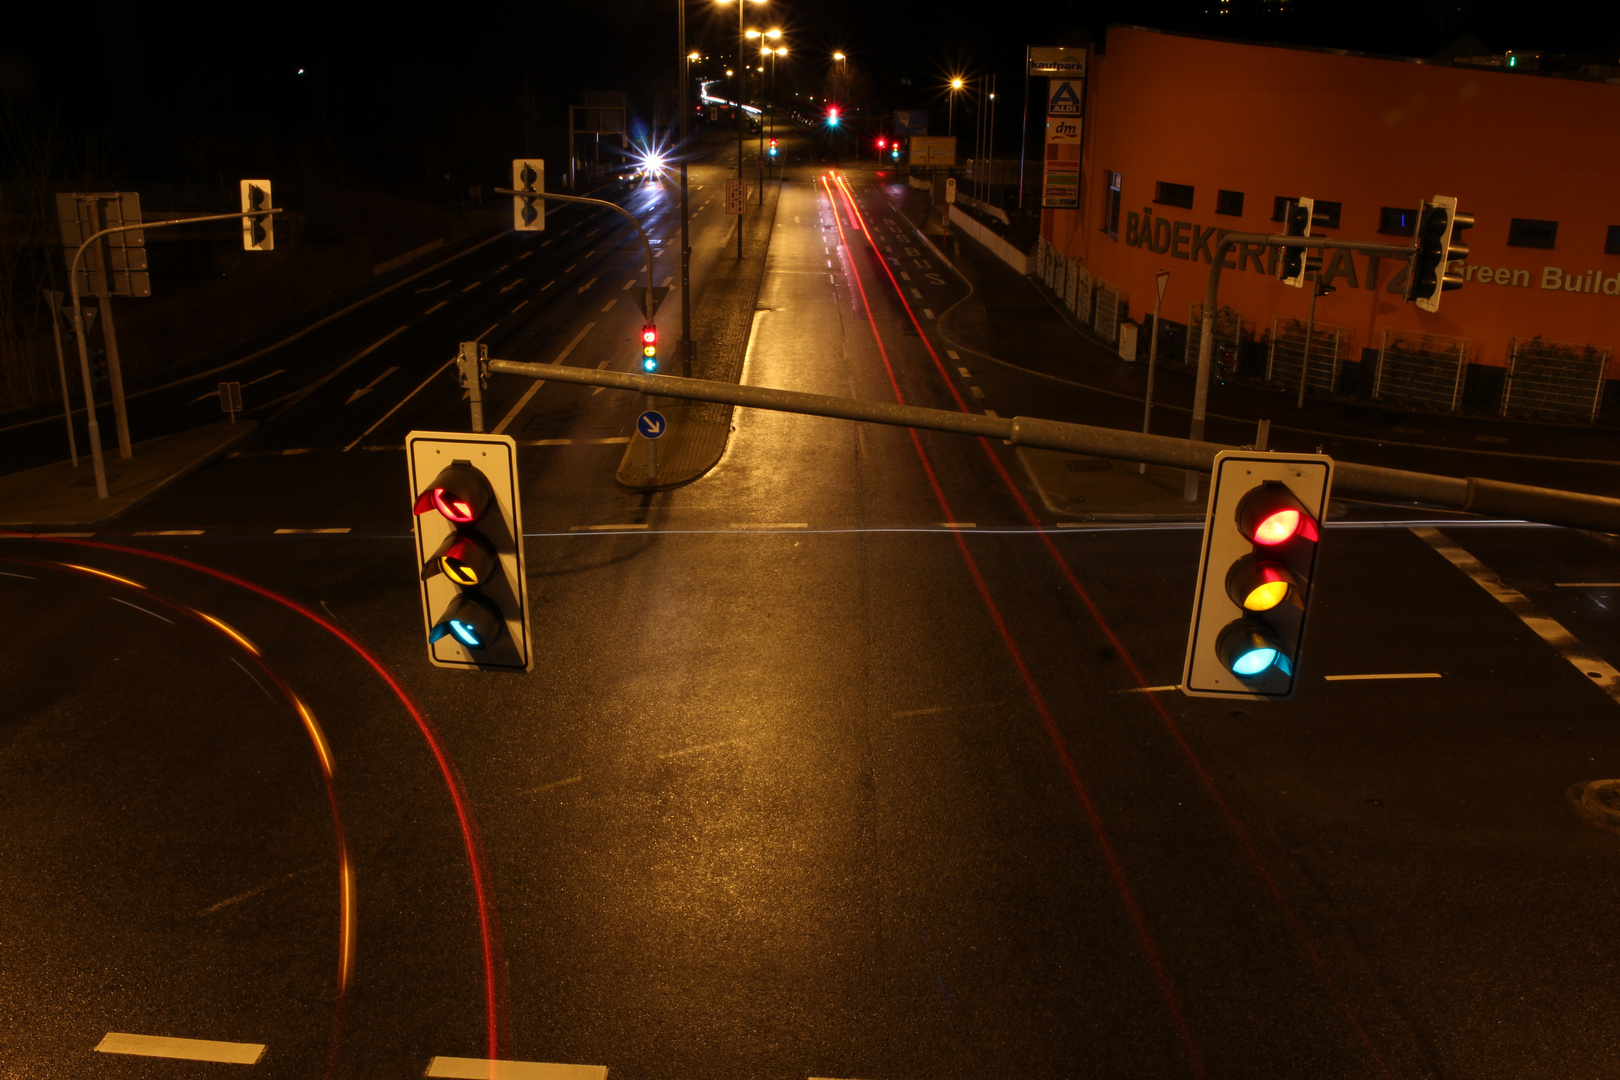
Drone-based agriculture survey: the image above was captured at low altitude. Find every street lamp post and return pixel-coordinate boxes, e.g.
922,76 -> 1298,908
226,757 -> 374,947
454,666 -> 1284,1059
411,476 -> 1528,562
719,0 -> 765,259
679,8 -> 697,375
949,77 -> 963,136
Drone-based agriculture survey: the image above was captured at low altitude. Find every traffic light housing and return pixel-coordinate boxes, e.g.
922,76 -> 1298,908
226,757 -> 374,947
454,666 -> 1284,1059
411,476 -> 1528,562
1409,194 -> 1471,312
511,158 -> 546,232
239,180 -> 273,251
769,138 -> 778,157
1182,451 -> 1333,701
641,325 -> 658,372
408,431 -> 532,672
891,145 -> 901,161
827,107 -> 840,126
1276,197 -> 1313,287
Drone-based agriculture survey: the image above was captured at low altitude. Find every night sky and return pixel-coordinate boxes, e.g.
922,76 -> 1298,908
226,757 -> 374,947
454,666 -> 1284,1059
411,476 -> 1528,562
3,0 -> 1612,201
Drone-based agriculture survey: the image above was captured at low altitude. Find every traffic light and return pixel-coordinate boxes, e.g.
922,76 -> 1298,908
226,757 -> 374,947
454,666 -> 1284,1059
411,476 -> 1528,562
511,158 -> 545,232
239,180 -> 273,251
769,138 -> 778,158
1276,197 -> 1313,287
642,325 -> 658,372
1409,194 -> 1471,313
827,107 -> 840,126
1182,450 -> 1333,701
890,145 -> 901,161
407,431 -> 532,672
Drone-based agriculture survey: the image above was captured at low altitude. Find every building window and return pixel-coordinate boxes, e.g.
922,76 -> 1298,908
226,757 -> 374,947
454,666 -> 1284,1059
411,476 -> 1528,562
1154,181 -> 1194,209
1379,207 -> 1418,236
1215,190 -> 1244,216
1311,201 -> 1342,230
1507,218 -> 1558,249
1271,196 -> 1297,222
1103,171 -> 1122,238
1606,225 -> 1620,255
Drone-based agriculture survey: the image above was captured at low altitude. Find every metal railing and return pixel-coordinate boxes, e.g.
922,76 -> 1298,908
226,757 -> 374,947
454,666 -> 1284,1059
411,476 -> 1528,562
1186,303 -> 1242,368
1267,317 -> 1346,396
1375,329 -> 1470,412
1502,338 -> 1609,423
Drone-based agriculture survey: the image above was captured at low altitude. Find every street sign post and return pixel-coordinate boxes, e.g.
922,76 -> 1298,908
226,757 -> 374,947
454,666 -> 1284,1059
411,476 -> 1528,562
724,178 -> 746,214
637,409 -> 666,485
42,290 -> 78,467
219,381 -> 242,423
1140,270 -> 1171,473
407,430 -> 532,673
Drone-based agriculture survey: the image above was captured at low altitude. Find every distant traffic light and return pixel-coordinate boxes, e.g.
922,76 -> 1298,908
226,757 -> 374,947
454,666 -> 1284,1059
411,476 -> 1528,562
768,138 -> 778,157
408,432 -> 532,672
511,158 -> 546,232
1182,451 -> 1333,701
642,325 -> 658,372
890,145 -> 901,161
1276,197 -> 1313,287
1410,194 -> 1471,313
239,180 -> 273,251
827,107 -> 840,126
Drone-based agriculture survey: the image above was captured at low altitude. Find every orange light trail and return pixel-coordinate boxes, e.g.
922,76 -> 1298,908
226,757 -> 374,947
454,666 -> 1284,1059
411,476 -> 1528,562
293,696 -> 336,779
194,610 -> 261,655
59,563 -> 144,589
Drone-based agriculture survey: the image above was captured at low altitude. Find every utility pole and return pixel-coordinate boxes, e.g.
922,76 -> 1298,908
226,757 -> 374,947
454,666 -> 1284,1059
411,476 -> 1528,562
735,0 -> 745,260
679,11 -> 694,376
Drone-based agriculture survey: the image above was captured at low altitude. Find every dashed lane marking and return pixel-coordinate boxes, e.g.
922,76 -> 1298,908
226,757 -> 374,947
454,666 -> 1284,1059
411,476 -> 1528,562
474,322 -> 498,343
540,280 -> 554,291
134,529 -> 204,535
938,522 -> 976,528
564,264 -> 576,273
923,308 -> 935,319
512,301 -> 528,312
1323,673 -> 1443,681
623,279 -> 635,290
275,528 -> 352,534
344,352 -> 449,453
661,275 -> 673,287
426,1057 -> 605,1080
725,522 -> 809,529
491,323 -> 597,435
1119,685 -> 1180,694
957,367 -> 971,377
946,349 -> 960,360
518,251 -> 533,259
95,1033 -> 265,1065
969,386 -> 986,400
578,277 -> 598,293
345,365 -> 398,404
460,280 -> 481,292
909,287 -> 922,299
1412,526 -> 1620,703
500,279 -> 522,293
601,298 -> 617,312
269,325 -> 406,421
414,279 -> 451,295
900,271 -> 911,280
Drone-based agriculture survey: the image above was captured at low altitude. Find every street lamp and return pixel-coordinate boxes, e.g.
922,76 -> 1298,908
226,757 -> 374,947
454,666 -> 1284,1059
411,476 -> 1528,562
678,10 -> 701,378
949,77 -> 964,136
717,0 -> 766,259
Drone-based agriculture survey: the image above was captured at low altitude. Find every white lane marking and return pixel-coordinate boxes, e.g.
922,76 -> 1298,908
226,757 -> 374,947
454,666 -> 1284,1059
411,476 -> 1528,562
345,365 -> 398,404
1412,526 -> 1620,703
518,251 -> 533,259
969,386 -> 986,400
661,275 -> 674,287
521,774 -> 583,795
491,323 -> 597,435
500,279 -> 522,294
274,528 -> 351,534
1323,673 -> 1443,681
540,280 -> 554,291
460,280 -> 482,292
577,277 -> 598,293
589,359 -> 610,396
31,531 -> 95,537
474,322 -> 499,343
957,367 -> 971,377
424,300 -> 447,314
1558,582 -> 1620,587
1119,685 -> 1180,694
511,301 -> 528,313
242,368 -> 283,388
415,279 -> 451,295
108,595 -> 174,623
281,448 -> 311,455
427,1057 -> 606,1080
497,263 -> 510,272
570,523 -> 650,531
521,436 -> 631,446
938,522 -> 976,528
900,271 -> 911,280
0,570 -> 39,578
134,529 -> 204,535
725,522 -> 810,529
601,299 -> 617,312
984,408 -> 999,418
946,349 -> 960,360
95,1033 -> 265,1065
564,264 -> 577,273
923,308 -> 935,319
623,279 -> 635,290
269,325 -> 407,420
541,239 -> 552,246
826,260 -> 833,268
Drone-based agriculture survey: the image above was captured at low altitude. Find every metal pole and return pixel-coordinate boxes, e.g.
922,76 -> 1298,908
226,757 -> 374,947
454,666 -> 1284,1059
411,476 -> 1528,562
1298,273 -> 1319,411
989,74 -> 998,207
475,357 -> 1620,534
679,4 -> 693,377
1017,57 -> 1030,211
736,0 -> 745,259
98,294 -> 131,459
44,291 -> 78,467
1140,280 -> 1165,475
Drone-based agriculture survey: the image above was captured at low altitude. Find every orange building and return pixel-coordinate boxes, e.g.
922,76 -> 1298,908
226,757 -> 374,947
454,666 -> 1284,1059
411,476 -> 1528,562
1039,26 -> 1620,421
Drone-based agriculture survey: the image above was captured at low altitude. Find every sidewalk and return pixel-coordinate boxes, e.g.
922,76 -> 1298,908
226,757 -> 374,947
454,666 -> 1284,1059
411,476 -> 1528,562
0,421 -> 256,529
616,172 -> 783,491
883,183 -> 1620,508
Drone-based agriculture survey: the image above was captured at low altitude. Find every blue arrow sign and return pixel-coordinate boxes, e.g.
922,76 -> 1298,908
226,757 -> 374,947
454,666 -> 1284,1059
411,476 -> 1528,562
637,410 -> 667,439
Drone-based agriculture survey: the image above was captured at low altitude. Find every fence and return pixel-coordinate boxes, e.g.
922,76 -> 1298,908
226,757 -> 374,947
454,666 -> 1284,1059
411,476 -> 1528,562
1374,329 -> 1470,411
1502,338 -> 1609,423
1093,282 -> 1121,345
1032,237 -> 1094,327
1266,317 -> 1346,397
1185,303 -> 1243,367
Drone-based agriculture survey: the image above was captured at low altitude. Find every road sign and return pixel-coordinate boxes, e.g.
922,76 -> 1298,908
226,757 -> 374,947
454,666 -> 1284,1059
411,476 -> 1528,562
1028,46 -> 1086,76
407,431 -> 532,673
1182,451 -> 1333,701
219,381 -> 242,422
724,178 -> 746,214
637,410 -> 667,439
55,192 -> 149,298
1048,79 -> 1084,117
908,136 -> 956,167
945,178 -> 957,204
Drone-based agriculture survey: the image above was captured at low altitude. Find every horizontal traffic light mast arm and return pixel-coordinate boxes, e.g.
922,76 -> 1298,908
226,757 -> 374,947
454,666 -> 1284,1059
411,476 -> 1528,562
64,209 -> 286,310
493,187 -> 656,327
1190,231 -> 1420,451
480,357 -> 1620,534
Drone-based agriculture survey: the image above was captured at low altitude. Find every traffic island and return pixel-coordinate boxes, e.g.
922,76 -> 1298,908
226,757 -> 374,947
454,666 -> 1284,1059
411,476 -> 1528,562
1017,446 -> 1208,521
0,421 -> 256,529
616,176 -> 782,491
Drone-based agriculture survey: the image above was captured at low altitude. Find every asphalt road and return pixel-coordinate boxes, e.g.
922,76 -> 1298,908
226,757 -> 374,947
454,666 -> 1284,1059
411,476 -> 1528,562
2,143 -> 1619,1080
